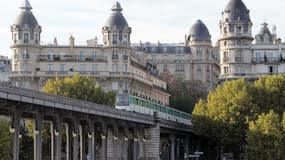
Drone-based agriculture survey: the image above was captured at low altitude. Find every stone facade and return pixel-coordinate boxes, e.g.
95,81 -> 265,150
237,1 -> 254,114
219,0 -> 285,81
10,1 -> 170,106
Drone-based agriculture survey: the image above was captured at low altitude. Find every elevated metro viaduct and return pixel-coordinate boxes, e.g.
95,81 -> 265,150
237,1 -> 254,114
0,83 -> 208,160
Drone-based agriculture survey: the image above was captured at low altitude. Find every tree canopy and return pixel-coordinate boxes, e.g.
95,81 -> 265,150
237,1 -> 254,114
192,75 -> 285,159
162,74 -> 208,113
42,74 -> 116,107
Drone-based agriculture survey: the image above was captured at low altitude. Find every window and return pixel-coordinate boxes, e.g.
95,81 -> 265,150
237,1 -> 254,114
47,52 -> 53,60
235,52 -> 243,62
196,64 -> 202,72
48,64 -> 53,72
79,51 -> 85,61
197,52 -> 202,60
268,66 -> 278,73
112,64 -> 118,72
112,50 -> 118,60
80,64 -> 86,73
22,49 -> 29,59
30,32 -> 34,40
123,64 -> 128,72
237,26 -> 242,33
92,64 -> 97,73
92,51 -> 96,60
223,51 -> 229,62
223,27 -> 227,34
60,64 -> 65,72
175,64 -> 184,72
112,34 -> 117,44
24,33 -> 29,43
23,64 -> 28,72
223,66 -> 229,74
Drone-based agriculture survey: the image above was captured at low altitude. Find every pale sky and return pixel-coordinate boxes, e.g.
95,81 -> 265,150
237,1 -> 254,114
0,0 -> 284,57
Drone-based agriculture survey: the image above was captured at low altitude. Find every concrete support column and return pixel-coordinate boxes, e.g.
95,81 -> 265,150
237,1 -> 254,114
34,112 -> 43,160
11,111 -> 21,160
65,123 -> 71,160
80,124 -> 86,160
176,139 -> 180,159
133,128 -> 138,160
87,119 -> 95,160
107,128 -> 115,159
101,122 -> 107,160
113,124 -> 119,159
144,124 -> 160,160
169,135 -> 175,160
137,130 -> 144,159
50,122 -> 54,160
184,137 -> 190,160
54,115 -> 62,160
123,127 -> 129,160
72,118 -> 79,160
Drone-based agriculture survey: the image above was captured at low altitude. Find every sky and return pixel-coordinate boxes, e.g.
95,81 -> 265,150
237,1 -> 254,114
0,0 -> 285,57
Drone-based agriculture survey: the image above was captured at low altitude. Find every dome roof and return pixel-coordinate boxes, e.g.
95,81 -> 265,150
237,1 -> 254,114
188,20 -> 211,42
222,0 -> 251,23
14,0 -> 39,28
258,22 -> 271,35
14,11 -> 39,28
105,2 -> 129,29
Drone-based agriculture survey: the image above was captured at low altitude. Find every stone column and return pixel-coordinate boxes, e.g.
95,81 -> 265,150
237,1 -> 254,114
65,123 -> 71,160
72,118 -> 79,160
101,122 -> 107,160
184,137 -> 190,160
34,112 -> 43,160
50,122 -> 54,160
169,135 -> 175,160
144,124 -> 160,160
11,111 -> 21,160
87,119 -> 95,160
80,124 -> 86,160
176,139 -> 180,159
107,128 -> 115,160
54,115 -> 62,160
133,128 -> 138,160
137,129 -> 144,159
123,126 -> 129,160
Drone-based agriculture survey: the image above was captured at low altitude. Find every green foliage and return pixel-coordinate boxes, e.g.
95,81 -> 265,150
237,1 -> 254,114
168,78 -> 208,113
43,74 -> 116,107
192,75 -> 285,159
246,111 -> 284,160
0,119 -> 12,160
252,74 -> 285,114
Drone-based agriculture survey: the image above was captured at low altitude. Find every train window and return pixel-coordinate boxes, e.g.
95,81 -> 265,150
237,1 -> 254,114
116,94 -> 129,106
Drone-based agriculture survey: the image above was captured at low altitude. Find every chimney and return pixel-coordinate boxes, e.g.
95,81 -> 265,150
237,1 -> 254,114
69,35 -> 75,48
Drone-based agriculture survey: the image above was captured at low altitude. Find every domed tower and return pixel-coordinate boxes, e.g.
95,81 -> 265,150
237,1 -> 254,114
255,22 -> 276,44
219,0 -> 253,81
102,2 -> 132,47
186,20 -> 217,89
10,0 -> 41,88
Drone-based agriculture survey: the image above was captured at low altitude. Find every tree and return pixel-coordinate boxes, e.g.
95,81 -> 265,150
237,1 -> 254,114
42,74 -> 116,107
192,79 -> 258,159
166,76 -> 208,113
0,119 -> 12,160
252,74 -> 285,114
246,111 -> 284,160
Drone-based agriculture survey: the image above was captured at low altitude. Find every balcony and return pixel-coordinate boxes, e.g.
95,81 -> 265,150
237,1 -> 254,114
37,55 -> 107,62
252,57 -> 282,64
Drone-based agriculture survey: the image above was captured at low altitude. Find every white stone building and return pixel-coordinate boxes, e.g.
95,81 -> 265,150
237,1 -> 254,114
10,0 -> 170,106
219,0 -> 285,81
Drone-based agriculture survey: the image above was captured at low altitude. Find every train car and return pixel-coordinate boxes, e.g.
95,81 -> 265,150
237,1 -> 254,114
115,94 -> 192,125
